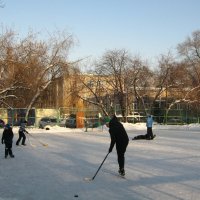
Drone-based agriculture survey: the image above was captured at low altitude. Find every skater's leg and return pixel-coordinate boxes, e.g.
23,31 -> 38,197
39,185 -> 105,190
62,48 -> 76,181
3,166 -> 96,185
146,127 -> 153,139
116,143 -> 128,176
21,133 -> 26,145
8,144 -> 14,157
149,128 -> 153,138
16,136 -> 22,145
5,143 -> 9,158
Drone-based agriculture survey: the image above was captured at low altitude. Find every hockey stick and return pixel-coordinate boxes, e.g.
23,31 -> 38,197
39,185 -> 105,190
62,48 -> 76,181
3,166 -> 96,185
84,152 -> 109,181
27,134 -> 36,147
28,132 -> 48,147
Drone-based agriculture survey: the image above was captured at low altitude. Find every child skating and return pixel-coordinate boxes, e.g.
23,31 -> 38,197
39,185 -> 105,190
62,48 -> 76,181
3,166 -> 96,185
1,124 -> 15,158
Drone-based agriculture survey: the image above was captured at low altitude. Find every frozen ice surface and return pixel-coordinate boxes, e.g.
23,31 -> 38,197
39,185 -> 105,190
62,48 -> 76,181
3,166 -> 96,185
0,123 -> 200,200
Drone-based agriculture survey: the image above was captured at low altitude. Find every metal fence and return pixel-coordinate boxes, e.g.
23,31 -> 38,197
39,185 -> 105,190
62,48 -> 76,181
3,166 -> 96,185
128,109 -> 199,124
0,107 -> 200,128
0,107 -> 103,128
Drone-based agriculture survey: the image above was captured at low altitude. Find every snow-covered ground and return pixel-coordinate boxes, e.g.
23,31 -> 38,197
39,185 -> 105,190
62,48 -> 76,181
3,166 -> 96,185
0,123 -> 200,200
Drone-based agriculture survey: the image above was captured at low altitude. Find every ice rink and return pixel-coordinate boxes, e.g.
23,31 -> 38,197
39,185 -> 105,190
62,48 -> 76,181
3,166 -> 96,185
0,123 -> 200,200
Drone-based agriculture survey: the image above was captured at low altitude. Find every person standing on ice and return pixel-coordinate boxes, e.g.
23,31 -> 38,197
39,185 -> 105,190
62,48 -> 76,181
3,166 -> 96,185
105,115 -> 129,176
16,120 -> 29,146
132,115 -> 156,140
1,124 -> 15,158
146,115 -> 154,140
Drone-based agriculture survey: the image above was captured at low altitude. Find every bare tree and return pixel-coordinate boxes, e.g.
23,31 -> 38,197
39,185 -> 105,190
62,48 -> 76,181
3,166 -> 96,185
73,72 -> 111,116
24,31 -> 74,119
0,28 -> 75,120
127,58 -> 153,115
0,29 -> 26,108
79,49 -> 151,121
177,30 -> 200,62
130,52 -> 185,121
75,50 -> 153,120
165,30 -> 200,114
94,49 -> 133,119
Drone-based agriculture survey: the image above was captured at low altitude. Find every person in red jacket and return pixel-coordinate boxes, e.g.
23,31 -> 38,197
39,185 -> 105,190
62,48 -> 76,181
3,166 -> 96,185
106,115 -> 129,176
1,124 -> 14,158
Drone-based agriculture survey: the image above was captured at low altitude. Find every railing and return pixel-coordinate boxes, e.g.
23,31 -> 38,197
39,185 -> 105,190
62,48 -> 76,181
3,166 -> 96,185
0,107 -> 200,128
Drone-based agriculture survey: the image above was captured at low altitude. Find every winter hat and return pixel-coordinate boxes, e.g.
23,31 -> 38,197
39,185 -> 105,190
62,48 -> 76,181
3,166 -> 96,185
5,124 -> 10,128
104,116 -> 111,124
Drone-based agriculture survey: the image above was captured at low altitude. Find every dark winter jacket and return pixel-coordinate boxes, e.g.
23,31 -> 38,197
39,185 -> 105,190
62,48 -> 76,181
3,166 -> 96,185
2,126 -> 14,144
19,123 -> 28,133
108,115 -> 129,152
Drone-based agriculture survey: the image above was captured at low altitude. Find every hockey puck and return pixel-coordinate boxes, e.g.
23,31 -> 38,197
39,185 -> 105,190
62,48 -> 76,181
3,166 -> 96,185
74,194 -> 78,198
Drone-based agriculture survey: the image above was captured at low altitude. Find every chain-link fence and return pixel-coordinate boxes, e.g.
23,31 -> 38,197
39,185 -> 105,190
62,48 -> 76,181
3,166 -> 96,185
0,107 -> 105,129
0,107 -> 200,128
123,108 -> 200,124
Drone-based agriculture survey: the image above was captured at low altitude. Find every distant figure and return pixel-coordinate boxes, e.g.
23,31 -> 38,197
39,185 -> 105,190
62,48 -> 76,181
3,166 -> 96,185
146,115 -> 154,139
1,124 -> 15,158
105,115 -> 129,176
16,120 -> 29,146
132,115 -> 156,140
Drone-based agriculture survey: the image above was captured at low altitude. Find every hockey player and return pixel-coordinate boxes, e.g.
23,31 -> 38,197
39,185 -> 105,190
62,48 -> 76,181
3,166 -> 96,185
106,115 -> 129,176
1,124 -> 15,158
146,115 -> 154,139
132,115 -> 156,140
16,120 -> 29,146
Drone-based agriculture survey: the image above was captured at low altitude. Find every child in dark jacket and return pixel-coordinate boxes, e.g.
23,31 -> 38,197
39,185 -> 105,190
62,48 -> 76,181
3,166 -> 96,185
16,120 -> 28,146
106,115 -> 129,176
1,124 -> 14,158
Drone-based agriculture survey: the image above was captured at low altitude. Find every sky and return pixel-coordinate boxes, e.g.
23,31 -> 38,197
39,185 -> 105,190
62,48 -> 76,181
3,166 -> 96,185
1,0 -> 200,65
0,123 -> 200,200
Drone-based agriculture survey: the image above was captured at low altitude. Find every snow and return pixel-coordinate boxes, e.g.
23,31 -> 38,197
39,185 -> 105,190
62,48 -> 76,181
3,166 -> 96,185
0,123 -> 200,200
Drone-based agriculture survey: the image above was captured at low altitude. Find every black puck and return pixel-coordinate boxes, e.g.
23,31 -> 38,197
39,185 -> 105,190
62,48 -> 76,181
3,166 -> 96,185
74,194 -> 78,197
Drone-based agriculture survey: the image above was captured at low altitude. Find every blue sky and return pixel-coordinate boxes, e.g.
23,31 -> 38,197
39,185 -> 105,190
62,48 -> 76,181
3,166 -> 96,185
1,0 -> 200,64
